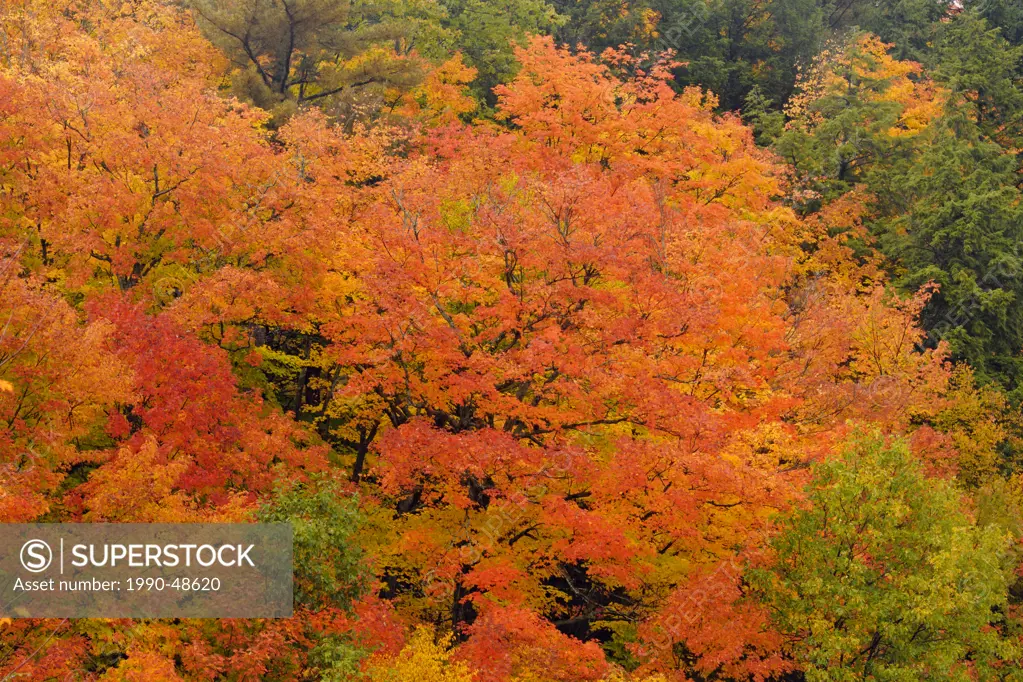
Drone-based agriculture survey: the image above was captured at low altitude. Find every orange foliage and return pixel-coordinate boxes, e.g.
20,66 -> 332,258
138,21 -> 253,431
0,5 -> 982,681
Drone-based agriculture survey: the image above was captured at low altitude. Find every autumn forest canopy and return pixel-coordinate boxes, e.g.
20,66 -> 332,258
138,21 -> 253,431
3,0 -> 1023,679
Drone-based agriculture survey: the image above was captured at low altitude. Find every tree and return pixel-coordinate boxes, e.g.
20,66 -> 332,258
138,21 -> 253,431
930,12 -> 1023,157
773,28 -> 1023,396
866,16 -> 1023,395
967,0 -> 1023,46
79,298 -> 329,520
0,243 -> 133,522
775,33 -> 943,213
364,627 -> 477,682
827,0 -> 949,62
257,478 -> 369,611
749,432 -> 1019,681
282,36 -> 953,668
433,0 -> 564,107
551,0 -> 829,112
190,0 -> 431,124
0,0 -> 291,294
877,110 -> 1023,395
4,2 -> 1021,679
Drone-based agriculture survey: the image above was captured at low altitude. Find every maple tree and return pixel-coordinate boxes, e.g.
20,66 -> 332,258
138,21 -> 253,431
364,627 -> 476,682
3,0 -> 1023,680
0,242 -> 133,522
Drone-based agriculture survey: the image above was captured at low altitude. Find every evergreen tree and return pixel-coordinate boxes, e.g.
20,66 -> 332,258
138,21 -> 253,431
931,12 -> 1023,149
870,14 -> 1023,394
877,110 -> 1023,394
968,0 -> 1023,46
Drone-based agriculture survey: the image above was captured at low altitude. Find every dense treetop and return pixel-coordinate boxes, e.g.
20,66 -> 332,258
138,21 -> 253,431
2,0 -> 1023,679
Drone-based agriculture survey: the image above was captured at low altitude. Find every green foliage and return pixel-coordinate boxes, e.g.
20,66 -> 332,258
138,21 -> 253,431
310,634 -> 371,681
190,0 -> 432,123
832,0 -> 946,61
257,478 -> 369,611
551,0 -> 829,111
742,85 -> 785,146
749,432 -> 1020,681
774,34 -> 924,213
435,0 -> 563,106
931,12 -> 1023,148
877,111 -> 1023,394
863,16 -> 1023,395
967,0 -> 1023,46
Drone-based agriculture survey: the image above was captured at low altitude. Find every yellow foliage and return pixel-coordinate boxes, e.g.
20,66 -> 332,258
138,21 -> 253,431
915,366 -> 1018,487
366,627 -> 477,682
98,649 -> 182,681
399,54 -> 478,125
601,672 -> 670,682
637,9 -> 662,39
786,34 -> 945,137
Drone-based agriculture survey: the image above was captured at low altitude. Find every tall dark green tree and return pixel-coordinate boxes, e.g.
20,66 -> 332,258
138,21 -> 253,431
877,111 -> 1023,393
967,0 -> 1023,46
930,12 -> 1023,150
551,0 -> 829,111
831,0 -> 947,60
869,14 -> 1023,394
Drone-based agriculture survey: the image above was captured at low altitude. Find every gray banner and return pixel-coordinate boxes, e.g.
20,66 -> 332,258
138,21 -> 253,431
0,524 -> 293,618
